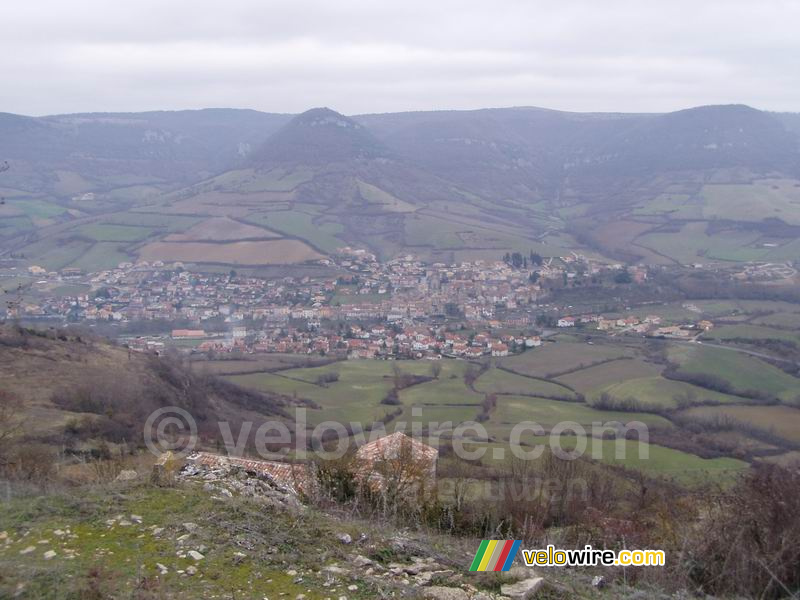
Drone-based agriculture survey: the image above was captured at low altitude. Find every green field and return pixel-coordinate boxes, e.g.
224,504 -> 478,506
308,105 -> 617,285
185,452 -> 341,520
192,355 -> 331,375
636,222 -> 766,263
596,376 -> 745,410
473,367 -> 577,399
631,193 -> 700,218
489,395 -> 672,432
217,348 -> 768,485
459,437 -> 746,485
104,213 -> 201,232
585,438 -> 748,484
404,214 -> 466,249
668,344 -> 800,403
499,343 -> 633,378
76,223 -> 156,242
13,199 -> 68,219
557,359 -> 662,396
246,210 -> 344,253
208,167 -> 316,193
70,242 -> 132,271
705,324 -> 800,346
0,215 -> 35,236
241,168 -> 316,192
751,312 -> 800,329
679,404 -> 800,444
404,212 -> 538,254
19,237 -> 93,270
228,361 -> 436,425
357,180 -> 417,212
400,369 -> 484,407
700,179 -> 800,225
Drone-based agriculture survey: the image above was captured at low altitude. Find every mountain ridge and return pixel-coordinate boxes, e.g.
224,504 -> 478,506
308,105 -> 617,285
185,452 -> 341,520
3,103 -> 800,267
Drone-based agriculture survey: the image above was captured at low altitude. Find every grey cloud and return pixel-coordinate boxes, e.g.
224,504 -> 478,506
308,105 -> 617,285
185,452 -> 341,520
0,0 -> 798,115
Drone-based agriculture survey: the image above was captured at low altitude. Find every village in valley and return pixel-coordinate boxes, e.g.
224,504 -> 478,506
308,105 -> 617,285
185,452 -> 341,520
4,245 -> 718,359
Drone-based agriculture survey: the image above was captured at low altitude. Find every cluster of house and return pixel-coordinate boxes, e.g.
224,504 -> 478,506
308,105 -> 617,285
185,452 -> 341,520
556,313 -> 713,337
10,247 -> 623,333
158,324 -> 542,360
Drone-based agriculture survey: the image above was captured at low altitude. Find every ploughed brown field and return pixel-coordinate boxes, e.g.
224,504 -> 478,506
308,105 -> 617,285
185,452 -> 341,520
138,239 -> 323,265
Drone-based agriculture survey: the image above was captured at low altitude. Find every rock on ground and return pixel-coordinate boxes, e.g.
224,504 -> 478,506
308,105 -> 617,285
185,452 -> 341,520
115,470 -> 138,482
500,577 -> 545,599
421,586 -> 470,600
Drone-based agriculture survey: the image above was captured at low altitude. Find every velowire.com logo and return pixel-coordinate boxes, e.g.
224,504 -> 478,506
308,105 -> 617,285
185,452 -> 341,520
469,540 -> 521,572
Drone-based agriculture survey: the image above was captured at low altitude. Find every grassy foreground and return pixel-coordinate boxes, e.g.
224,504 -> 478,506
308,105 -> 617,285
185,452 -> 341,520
0,482 -> 391,599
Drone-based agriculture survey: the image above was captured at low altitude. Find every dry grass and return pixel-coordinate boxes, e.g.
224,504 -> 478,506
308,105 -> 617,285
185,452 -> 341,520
138,239 -> 323,265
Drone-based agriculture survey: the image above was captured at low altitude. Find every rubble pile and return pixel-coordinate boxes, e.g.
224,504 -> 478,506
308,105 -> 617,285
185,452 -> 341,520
179,461 -> 302,510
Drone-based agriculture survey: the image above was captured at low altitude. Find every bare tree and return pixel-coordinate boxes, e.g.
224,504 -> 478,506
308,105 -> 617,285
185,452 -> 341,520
0,390 -> 24,468
431,361 -> 442,379
370,436 -> 436,517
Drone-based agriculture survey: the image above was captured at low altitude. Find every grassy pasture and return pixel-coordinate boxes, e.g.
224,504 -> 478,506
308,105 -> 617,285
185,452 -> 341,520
668,344 -> 800,403
636,222 -> 766,263
71,243 -> 131,271
763,237 -> 800,261
19,237 -> 93,270
206,167 -> 315,193
192,355 -> 333,375
499,343 -> 633,378
556,359 -> 662,396
488,395 -> 672,432
473,367 -> 577,399
397,404 -> 481,428
357,180 -> 417,212
228,361 -> 435,425
241,167 -> 316,192
13,199 -> 67,219
404,214 -> 466,249
560,437 -> 745,484
400,372 -> 484,407
705,324 -> 800,346
0,216 -> 35,237
152,195 -> 255,218
679,405 -> 800,444
631,193 -> 700,218
222,353 -> 762,484
700,179 -> 800,225
751,312 -> 800,329
457,438 -> 746,485
402,211 -> 541,257
591,220 -> 668,263
76,223 -> 155,242
103,213 -> 201,231
585,438 -> 748,484
246,210 -> 344,253
596,376 -> 746,410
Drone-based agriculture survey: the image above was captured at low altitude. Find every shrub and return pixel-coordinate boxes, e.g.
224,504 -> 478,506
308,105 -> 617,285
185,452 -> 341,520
688,465 -> 800,598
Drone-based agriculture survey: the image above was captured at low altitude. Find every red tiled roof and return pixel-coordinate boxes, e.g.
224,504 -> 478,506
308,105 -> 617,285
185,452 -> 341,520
355,432 -> 438,463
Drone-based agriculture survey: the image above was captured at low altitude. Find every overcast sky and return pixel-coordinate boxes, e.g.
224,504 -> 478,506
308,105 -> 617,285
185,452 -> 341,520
1,0 -> 799,116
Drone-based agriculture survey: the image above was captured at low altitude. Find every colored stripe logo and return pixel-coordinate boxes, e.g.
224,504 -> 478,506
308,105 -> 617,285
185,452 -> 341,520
470,540 -> 521,571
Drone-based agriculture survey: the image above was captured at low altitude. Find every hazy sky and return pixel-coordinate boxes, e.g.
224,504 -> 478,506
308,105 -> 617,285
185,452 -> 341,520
2,0 -> 799,116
